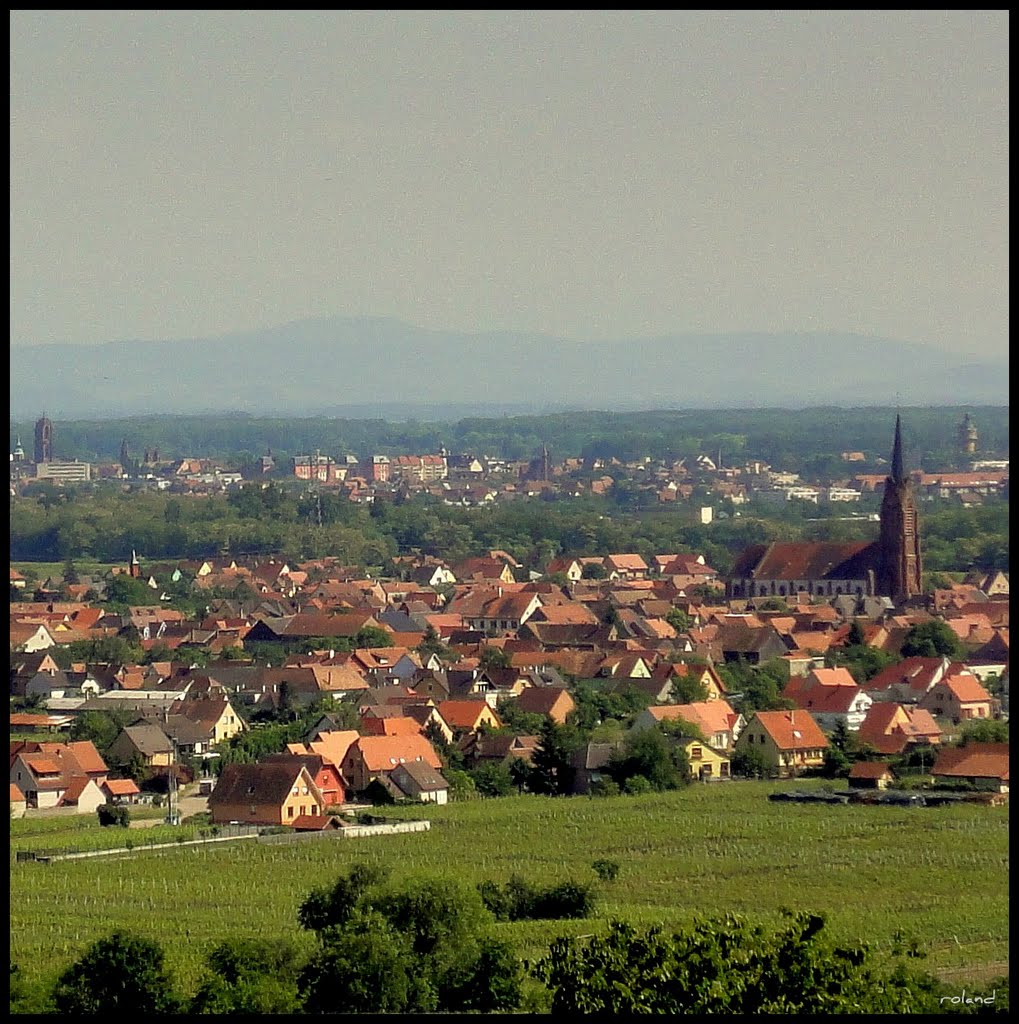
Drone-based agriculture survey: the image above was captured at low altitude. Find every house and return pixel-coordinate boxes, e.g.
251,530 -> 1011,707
931,743 -> 1009,793
510,686 -> 576,725
545,558 -> 583,582
733,710 -> 829,777
605,554 -> 649,580
389,761 -> 449,804
208,761 -> 325,826
918,673 -> 994,725
340,734 -> 443,794
630,700 -> 743,752
678,736 -> 731,781
101,778 -> 142,804
460,732 -> 540,767
856,703 -> 943,755
864,656 -> 970,704
570,741 -> 624,795
848,762 -> 895,790
9,740 -> 109,808
263,752 -> 346,807
10,782 -> 27,818
106,722 -> 176,767
782,669 -> 873,732
436,699 -> 502,737
56,775 -> 107,814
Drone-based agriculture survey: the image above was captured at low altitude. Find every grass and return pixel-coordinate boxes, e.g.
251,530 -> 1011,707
10,779 -> 1009,1003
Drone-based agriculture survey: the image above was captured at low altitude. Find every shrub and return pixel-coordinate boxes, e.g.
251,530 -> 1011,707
592,859 -> 620,882
96,804 -> 130,828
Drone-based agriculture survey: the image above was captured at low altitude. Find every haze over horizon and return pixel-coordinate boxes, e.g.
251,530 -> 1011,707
10,11 -> 1009,365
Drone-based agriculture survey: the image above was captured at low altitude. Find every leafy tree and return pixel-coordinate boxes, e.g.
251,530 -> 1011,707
900,620 -> 964,659
731,746 -> 772,779
51,930 -> 180,1015
469,759 -> 514,797
592,858 -> 620,882
665,606 -> 693,633
670,674 -> 710,704
190,938 -> 303,1015
532,912 -> 954,1015
607,727 -> 688,792
530,719 -> 584,795
69,710 -> 128,756
479,644 -> 512,670
508,756 -> 533,794
96,803 -> 130,828
959,719 -> 1009,744
354,625 -> 395,650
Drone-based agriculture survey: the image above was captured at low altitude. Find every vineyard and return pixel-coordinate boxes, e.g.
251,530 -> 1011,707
10,780 -> 1009,1002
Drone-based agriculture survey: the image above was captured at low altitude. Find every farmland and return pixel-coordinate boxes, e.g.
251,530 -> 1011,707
9,779 -> 1009,1003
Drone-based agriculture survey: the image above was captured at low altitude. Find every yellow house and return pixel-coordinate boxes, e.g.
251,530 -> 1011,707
679,737 -> 731,781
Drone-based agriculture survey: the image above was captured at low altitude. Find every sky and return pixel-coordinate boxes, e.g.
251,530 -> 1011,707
9,10 -> 1009,361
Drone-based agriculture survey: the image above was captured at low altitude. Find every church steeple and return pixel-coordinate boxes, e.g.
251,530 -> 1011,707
877,416 -> 922,604
890,414 -> 905,484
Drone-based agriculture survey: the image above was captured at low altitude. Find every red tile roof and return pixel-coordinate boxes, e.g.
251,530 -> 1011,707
751,710 -> 829,751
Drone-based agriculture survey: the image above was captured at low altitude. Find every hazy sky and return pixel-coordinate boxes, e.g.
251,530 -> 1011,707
10,10 -> 1009,360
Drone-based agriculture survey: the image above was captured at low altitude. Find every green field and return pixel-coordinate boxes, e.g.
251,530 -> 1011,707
10,781 -> 1009,1005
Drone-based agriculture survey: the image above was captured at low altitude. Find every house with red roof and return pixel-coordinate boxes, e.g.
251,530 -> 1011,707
262,752 -> 346,807
340,733 -> 443,794
436,699 -> 502,737
848,761 -> 895,790
631,700 -> 743,752
733,710 -> 829,777
918,673 -> 994,724
856,703 -> 942,755
931,742 -> 1009,793
782,668 -> 873,732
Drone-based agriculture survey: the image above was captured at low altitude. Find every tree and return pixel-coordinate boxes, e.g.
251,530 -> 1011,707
97,803 -> 130,828
665,606 -> 693,633
532,912 -> 954,1015
479,644 -> 512,670
354,625 -> 395,650
670,674 -> 710,704
606,727 -> 689,792
900,620 -> 964,659
731,745 -> 772,779
469,759 -> 514,797
529,719 -> 583,796
51,930 -> 180,1015
190,938 -> 302,1015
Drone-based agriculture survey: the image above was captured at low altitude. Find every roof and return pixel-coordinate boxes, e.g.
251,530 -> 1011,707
731,540 -> 877,581
932,743 -> 1009,781
646,700 -> 738,738
849,761 -> 894,779
513,687 -> 575,717
103,778 -> 141,795
390,760 -> 449,792
939,673 -> 992,703
118,723 -> 175,757
347,734 -> 443,772
748,710 -> 829,751
437,700 -> 500,729
209,761 -> 322,807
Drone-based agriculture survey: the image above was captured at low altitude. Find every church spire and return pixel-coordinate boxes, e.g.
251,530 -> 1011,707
890,414 -> 905,484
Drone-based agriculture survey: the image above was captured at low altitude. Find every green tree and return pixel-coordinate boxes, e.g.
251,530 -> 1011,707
670,674 -> 710,704
469,759 -> 514,797
51,930 -> 180,1015
190,938 -> 303,1015
532,912 -> 952,1014
607,727 -> 689,792
479,644 -> 512,670
354,625 -> 395,650
900,620 -> 964,659
530,719 -> 584,795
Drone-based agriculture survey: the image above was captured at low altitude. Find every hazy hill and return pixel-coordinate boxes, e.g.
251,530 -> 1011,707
9,316 -> 1008,420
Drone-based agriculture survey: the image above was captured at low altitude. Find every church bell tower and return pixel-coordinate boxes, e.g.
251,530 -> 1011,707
876,416 -> 923,603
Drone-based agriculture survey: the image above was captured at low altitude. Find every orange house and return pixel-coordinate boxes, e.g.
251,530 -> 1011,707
208,762 -> 325,826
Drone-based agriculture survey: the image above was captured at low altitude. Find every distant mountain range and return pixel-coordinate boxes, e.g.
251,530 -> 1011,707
9,317 -> 1009,420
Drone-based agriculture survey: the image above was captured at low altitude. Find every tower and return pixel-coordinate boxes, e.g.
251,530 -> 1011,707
957,413 -> 978,457
34,415 -> 53,464
876,416 -> 923,603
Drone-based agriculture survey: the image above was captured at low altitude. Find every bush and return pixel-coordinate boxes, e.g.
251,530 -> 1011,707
477,875 -> 596,922
592,859 -> 620,882
96,804 -> 130,828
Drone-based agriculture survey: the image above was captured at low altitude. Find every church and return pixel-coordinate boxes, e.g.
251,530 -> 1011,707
727,417 -> 923,605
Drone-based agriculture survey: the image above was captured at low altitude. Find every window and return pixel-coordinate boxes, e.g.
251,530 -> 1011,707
301,787 -> 309,795
287,806 -> 294,818
691,746 -> 703,760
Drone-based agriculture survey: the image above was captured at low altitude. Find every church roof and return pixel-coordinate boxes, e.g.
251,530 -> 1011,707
731,541 -> 877,581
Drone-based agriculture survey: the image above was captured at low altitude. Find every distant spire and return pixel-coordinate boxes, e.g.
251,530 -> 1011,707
890,415 -> 905,484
